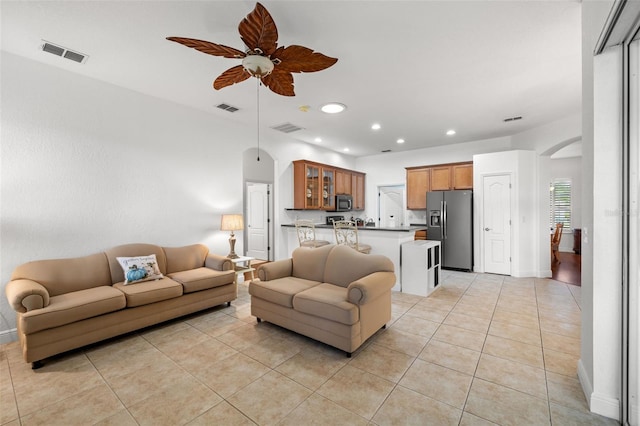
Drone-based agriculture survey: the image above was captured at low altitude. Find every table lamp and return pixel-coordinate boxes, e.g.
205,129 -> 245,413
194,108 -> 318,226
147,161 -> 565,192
220,214 -> 244,259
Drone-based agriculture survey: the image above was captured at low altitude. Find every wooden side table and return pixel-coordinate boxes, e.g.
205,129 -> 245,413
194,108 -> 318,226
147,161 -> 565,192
230,256 -> 255,283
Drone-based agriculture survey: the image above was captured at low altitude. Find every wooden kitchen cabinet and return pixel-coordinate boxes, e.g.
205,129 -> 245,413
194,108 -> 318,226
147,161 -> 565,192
430,166 -> 452,191
336,170 -> 352,195
406,162 -> 473,209
406,167 -> 430,210
351,172 -> 365,210
293,160 -> 335,210
452,164 -> 473,189
293,160 -> 365,210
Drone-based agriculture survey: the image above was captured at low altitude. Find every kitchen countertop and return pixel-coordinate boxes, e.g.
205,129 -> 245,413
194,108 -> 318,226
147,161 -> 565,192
281,224 -> 427,232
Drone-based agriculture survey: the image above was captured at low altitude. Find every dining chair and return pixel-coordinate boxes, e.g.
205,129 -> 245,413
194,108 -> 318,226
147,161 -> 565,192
333,220 -> 371,254
295,220 -> 331,248
551,222 -> 564,263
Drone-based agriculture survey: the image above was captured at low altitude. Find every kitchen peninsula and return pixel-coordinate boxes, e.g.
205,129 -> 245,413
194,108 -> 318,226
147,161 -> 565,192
281,223 -> 427,291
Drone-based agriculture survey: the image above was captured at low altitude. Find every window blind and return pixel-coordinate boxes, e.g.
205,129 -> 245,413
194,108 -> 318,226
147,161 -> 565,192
550,179 -> 572,230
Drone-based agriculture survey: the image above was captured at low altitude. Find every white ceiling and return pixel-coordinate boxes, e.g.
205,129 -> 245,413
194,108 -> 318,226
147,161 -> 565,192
1,1 -> 582,157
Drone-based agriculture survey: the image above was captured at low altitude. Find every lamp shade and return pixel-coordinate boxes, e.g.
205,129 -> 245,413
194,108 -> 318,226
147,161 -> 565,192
221,214 -> 244,231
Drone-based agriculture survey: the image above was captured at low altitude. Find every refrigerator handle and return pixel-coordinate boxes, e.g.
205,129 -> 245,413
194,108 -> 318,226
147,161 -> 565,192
442,200 -> 447,239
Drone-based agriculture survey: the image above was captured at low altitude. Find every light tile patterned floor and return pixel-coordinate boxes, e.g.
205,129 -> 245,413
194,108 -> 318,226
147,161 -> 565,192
0,271 -> 620,425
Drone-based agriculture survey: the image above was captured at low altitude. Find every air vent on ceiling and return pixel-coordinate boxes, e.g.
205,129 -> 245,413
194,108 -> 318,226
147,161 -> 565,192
216,103 -> 239,113
271,123 -> 304,133
381,149 -> 392,153
41,41 -> 87,64
503,116 -> 523,122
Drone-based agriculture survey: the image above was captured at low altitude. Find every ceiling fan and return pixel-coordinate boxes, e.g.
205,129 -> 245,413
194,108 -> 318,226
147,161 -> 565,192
167,2 -> 338,96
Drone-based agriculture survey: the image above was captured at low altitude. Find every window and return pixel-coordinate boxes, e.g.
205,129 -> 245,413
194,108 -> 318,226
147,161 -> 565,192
550,178 -> 571,230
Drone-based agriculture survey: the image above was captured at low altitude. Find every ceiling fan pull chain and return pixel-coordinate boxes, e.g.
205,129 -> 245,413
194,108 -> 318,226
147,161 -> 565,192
256,78 -> 261,162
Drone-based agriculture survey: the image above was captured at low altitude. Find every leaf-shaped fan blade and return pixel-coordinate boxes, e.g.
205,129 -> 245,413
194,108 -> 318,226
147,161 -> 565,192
274,45 -> 338,73
166,37 -> 246,59
213,65 -> 252,90
262,69 -> 295,96
238,2 -> 278,56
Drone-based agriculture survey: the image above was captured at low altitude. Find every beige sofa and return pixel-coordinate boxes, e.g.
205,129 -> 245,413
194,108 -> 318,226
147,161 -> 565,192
249,244 -> 396,356
5,243 -> 236,368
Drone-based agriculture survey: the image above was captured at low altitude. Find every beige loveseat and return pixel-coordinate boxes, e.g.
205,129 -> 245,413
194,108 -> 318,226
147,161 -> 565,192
249,244 -> 396,356
5,243 -> 236,368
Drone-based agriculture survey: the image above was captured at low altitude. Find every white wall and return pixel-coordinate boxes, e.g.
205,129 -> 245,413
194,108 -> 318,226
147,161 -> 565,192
579,0 -> 621,420
550,156 -> 583,252
472,150 -> 538,277
0,52 -> 354,340
355,137 -> 512,225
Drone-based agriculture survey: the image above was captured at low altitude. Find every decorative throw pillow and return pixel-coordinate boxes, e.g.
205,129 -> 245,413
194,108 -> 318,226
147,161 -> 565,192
116,254 -> 164,285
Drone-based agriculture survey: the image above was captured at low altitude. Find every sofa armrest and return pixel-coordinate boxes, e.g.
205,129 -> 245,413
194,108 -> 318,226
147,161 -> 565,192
5,279 -> 50,313
205,253 -> 233,271
347,272 -> 396,305
257,259 -> 293,281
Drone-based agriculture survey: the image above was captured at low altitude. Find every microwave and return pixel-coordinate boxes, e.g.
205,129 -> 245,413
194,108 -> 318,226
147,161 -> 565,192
335,194 -> 353,212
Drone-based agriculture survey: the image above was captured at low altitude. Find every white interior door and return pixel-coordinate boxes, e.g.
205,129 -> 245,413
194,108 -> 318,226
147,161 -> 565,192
483,174 -> 511,275
246,183 -> 270,260
379,185 -> 405,227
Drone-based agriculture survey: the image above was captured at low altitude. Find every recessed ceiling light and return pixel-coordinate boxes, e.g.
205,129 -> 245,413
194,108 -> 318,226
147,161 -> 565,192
371,123 -> 381,130
446,130 -> 456,136
343,148 -> 350,152
314,137 -> 322,143
321,103 -> 346,114
397,138 -> 405,144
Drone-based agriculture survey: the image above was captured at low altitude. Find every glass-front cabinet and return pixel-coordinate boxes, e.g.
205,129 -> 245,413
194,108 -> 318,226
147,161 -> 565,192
294,160 -> 335,209
305,163 -> 320,209
321,168 -> 334,209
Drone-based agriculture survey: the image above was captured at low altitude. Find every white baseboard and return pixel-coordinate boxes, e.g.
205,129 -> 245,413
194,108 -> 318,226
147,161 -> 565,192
538,269 -> 552,278
0,328 -> 17,345
577,359 -> 621,421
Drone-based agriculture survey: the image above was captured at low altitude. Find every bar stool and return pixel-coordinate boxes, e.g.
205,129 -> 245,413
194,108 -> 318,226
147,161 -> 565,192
295,220 -> 331,248
333,220 -> 371,254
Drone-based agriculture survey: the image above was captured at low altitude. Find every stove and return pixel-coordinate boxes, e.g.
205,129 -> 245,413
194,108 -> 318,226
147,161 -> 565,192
326,215 -> 344,225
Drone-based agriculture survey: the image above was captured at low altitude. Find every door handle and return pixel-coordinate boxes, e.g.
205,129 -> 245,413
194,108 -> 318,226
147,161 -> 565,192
484,227 -> 491,231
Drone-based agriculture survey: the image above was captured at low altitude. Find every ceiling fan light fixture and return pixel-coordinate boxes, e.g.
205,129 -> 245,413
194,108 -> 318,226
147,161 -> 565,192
242,54 -> 274,77
321,103 -> 346,114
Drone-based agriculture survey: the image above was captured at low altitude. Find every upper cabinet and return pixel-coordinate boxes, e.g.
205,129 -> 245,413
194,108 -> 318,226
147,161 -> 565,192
336,170 -> 352,195
293,160 -> 365,210
406,162 -> 473,209
452,164 -> 473,189
406,167 -> 430,210
351,172 -> 365,210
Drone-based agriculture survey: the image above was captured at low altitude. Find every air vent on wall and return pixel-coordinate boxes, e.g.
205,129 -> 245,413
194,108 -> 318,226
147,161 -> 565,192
216,103 -> 239,113
503,116 -> 523,122
271,123 -> 304,133
41,41 -> 88,64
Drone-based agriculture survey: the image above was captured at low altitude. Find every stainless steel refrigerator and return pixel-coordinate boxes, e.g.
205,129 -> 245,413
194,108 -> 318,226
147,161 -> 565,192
426,190 -> 473,271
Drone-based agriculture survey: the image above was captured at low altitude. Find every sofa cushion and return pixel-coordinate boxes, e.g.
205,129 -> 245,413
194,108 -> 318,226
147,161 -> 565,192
291,244 -> 334,282
168,267 -> 235,293
20,286 -> 126,334
116,254 -> 164,285
249,277 -> 320,308
163,244 -> 208,274
113,277 -> 183,307
323,245 -> 395,288
293,283 -> 359,325
10,253 -> 112,297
